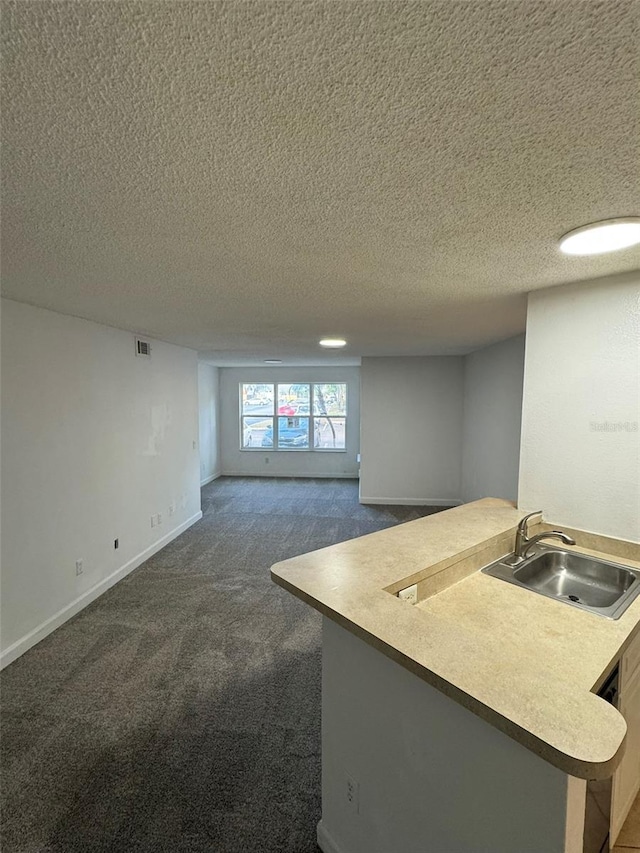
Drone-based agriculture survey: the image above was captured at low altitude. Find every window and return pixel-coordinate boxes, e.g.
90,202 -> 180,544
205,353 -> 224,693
241,383 -> 347,451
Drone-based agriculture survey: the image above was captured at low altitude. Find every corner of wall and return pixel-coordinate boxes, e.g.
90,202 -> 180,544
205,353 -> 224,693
460,335 -> 526,506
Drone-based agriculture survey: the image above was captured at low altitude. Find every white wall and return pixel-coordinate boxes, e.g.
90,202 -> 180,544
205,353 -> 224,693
519,273 -> 640,542
461,335 -> 525,504
219,367 -> 360,477
359,357 -> 464,504
0,297 -> 3,593
320,618 -> 583,853
1,299 -> 202,665
198,362 -> 220,485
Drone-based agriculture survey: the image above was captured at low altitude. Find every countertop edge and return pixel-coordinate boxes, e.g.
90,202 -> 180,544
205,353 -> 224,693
270,499 -> 639,780
270,568 -> 627,780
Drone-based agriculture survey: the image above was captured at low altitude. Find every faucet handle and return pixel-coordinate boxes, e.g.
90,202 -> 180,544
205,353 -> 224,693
517,510 -> 543,535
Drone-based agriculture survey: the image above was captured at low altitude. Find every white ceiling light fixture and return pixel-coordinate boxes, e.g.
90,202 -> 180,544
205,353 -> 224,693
559,217 -> 640,256
319,338 -> 347,348
263,359 -> 283,364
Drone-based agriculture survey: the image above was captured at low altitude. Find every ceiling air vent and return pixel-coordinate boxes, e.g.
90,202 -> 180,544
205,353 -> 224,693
135,337 -> 151,357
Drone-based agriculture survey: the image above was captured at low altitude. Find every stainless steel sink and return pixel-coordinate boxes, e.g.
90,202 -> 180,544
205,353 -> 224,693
482,545 -> 640,619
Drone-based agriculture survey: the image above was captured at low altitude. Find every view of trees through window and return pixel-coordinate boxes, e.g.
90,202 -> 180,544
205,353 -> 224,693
241,383 -> 347,450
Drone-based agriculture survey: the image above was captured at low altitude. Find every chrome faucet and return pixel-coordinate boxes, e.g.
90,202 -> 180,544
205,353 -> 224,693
521,529 -> 576,559
508,510 -> 576,564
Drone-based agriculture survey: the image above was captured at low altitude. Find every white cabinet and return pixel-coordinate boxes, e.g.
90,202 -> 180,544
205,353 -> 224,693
610,632 -> 640,846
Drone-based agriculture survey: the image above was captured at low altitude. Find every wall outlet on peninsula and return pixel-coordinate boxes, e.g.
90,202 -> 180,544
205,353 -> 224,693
398,584 -> 418,605
345,773 -> 359,814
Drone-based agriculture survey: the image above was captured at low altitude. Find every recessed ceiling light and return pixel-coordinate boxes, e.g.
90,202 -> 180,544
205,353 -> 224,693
263,359 -> 282,364
559,217 -> 640,256
319,338 -> 347,348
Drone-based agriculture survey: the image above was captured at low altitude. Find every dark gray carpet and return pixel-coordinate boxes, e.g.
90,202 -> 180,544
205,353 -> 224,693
1,477 -> 449,853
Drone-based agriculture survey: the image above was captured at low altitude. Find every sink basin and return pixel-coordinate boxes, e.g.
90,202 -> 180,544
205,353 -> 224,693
482,546 -> 640,619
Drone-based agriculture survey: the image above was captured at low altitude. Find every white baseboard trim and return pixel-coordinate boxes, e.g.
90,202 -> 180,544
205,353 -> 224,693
200,470 -> 221,486
317,821 -> 342,853
221,471 -> 359,479
359,496 -> 462,506
0,511 -> 203,670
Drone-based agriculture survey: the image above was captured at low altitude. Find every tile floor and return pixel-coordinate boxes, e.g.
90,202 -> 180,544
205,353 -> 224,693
613,790 -> 640,851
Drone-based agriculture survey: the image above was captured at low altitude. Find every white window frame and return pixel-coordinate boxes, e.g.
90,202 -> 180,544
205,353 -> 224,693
239,382 -> 347,452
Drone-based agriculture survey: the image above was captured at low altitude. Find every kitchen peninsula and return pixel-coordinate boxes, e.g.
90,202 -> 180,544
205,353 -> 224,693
271,498 -> 640,853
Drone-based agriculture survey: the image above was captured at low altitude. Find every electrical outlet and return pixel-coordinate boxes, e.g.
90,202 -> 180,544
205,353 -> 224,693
345,773 -> 359,813
151,515 -> 156,528
168,502 -> 175,516
75,559 -> 84,576
157,512 -> 162,525
265,457 -> 270,464
398,584 -> 418,605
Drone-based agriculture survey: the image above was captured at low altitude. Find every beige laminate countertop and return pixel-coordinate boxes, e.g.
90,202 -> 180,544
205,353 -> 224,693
271,498 -> 640,780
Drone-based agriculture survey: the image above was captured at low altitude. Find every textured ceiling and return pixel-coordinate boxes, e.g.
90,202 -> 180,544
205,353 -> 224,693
2,0 -> 639,364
